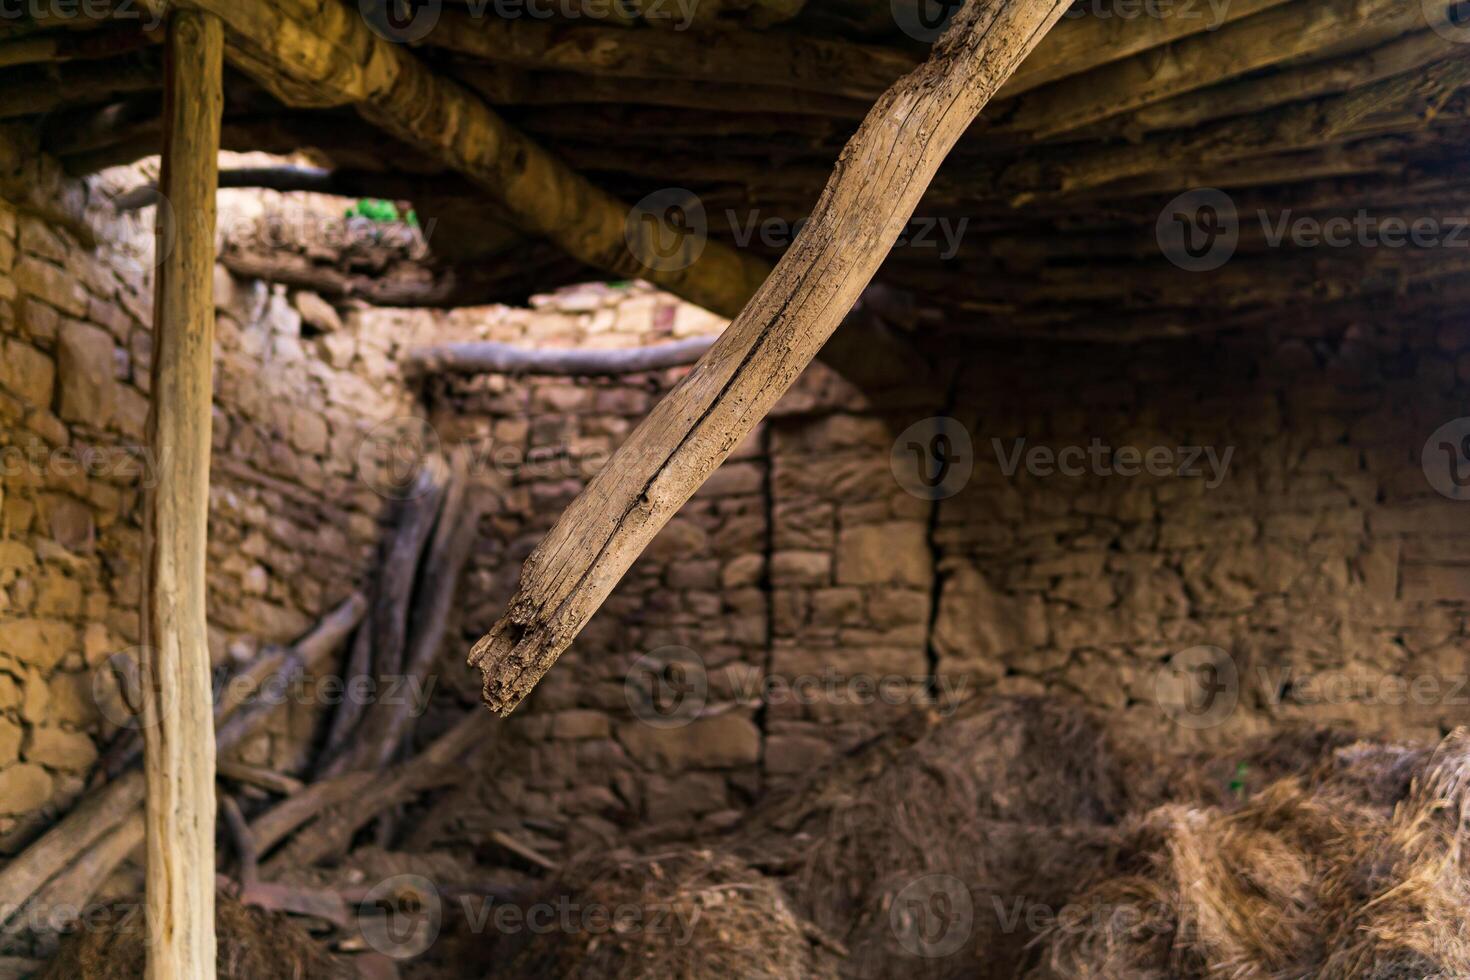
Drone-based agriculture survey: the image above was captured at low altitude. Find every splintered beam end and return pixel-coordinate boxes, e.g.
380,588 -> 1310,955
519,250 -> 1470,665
470,616 -> 557,717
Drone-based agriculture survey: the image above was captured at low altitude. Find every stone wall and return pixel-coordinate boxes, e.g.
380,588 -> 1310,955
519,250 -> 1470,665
1,128 -> 1464,867
421,295 -> 1468,858
0,137 -> 428,848
931,326 -> 1468,746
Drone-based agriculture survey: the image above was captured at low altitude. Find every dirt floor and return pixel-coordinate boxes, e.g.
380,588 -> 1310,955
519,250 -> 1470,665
42,695 -> 1469,979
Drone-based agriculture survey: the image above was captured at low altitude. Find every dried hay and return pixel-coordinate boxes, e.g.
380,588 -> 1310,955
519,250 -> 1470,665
39,891 -> 349,979
1029,731 -> 1470,980
729,697 -> 1156,978
483,848 -> 838,979
719,695 -> 1467,980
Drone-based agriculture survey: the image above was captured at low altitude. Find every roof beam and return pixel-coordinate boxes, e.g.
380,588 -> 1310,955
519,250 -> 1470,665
468,0 -> 1072,716
420,0 -> 1284,103
1000,48 -> 1470,202
152,0 -> 771,318
991,0 -> 1433,139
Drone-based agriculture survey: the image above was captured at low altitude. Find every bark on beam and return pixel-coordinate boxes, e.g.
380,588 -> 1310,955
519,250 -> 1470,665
147,0 -> 770,319
139,11 -> 223,976
468,0 -> 1072,716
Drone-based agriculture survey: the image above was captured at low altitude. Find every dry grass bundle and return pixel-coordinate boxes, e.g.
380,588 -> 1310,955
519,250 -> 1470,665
1318,733 -> 1470,978
1029,731 -> 1470,980
715,695 -> 1467,980
38,891 -> 348,980
483,848 -> 838,980
729,697 -> 1155,979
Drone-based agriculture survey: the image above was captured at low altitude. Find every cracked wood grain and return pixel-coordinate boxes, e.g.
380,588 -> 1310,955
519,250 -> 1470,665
468,0 -> 1072,716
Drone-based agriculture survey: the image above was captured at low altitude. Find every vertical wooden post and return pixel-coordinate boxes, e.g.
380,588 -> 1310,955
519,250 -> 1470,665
142,9 -> 223,978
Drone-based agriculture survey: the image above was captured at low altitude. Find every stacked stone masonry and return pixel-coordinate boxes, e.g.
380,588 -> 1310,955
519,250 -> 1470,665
0,132 -> 1465,867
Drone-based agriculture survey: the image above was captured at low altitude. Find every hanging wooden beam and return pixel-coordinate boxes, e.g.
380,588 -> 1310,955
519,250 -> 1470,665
468,0 -> 1072,717
140,10 -> 223,978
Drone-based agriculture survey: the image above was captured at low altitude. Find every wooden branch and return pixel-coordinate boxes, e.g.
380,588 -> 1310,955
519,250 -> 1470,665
318,460 -> 447,780
452,61 -> 874,119
1001,0 -> 1287,96
217,248 -> 540,309
488,830 -> 558,872
216,761 -> 304,797
0,774 -> 146,932
343,452 -> 483,772
0,25 -> 151,70
314,628 -> 372,775
469,0 -> 1071,716
249,771 -> 377,856
0,813 -> 145,945
116,165 -> 337,210
219,796 -> 258,892
263,712 -> 495,871
423,10 -> 914,101
139,12 -> 223,977
405,336 -> 719,377
0,55 -> 158,120
0,594 -> 365,934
